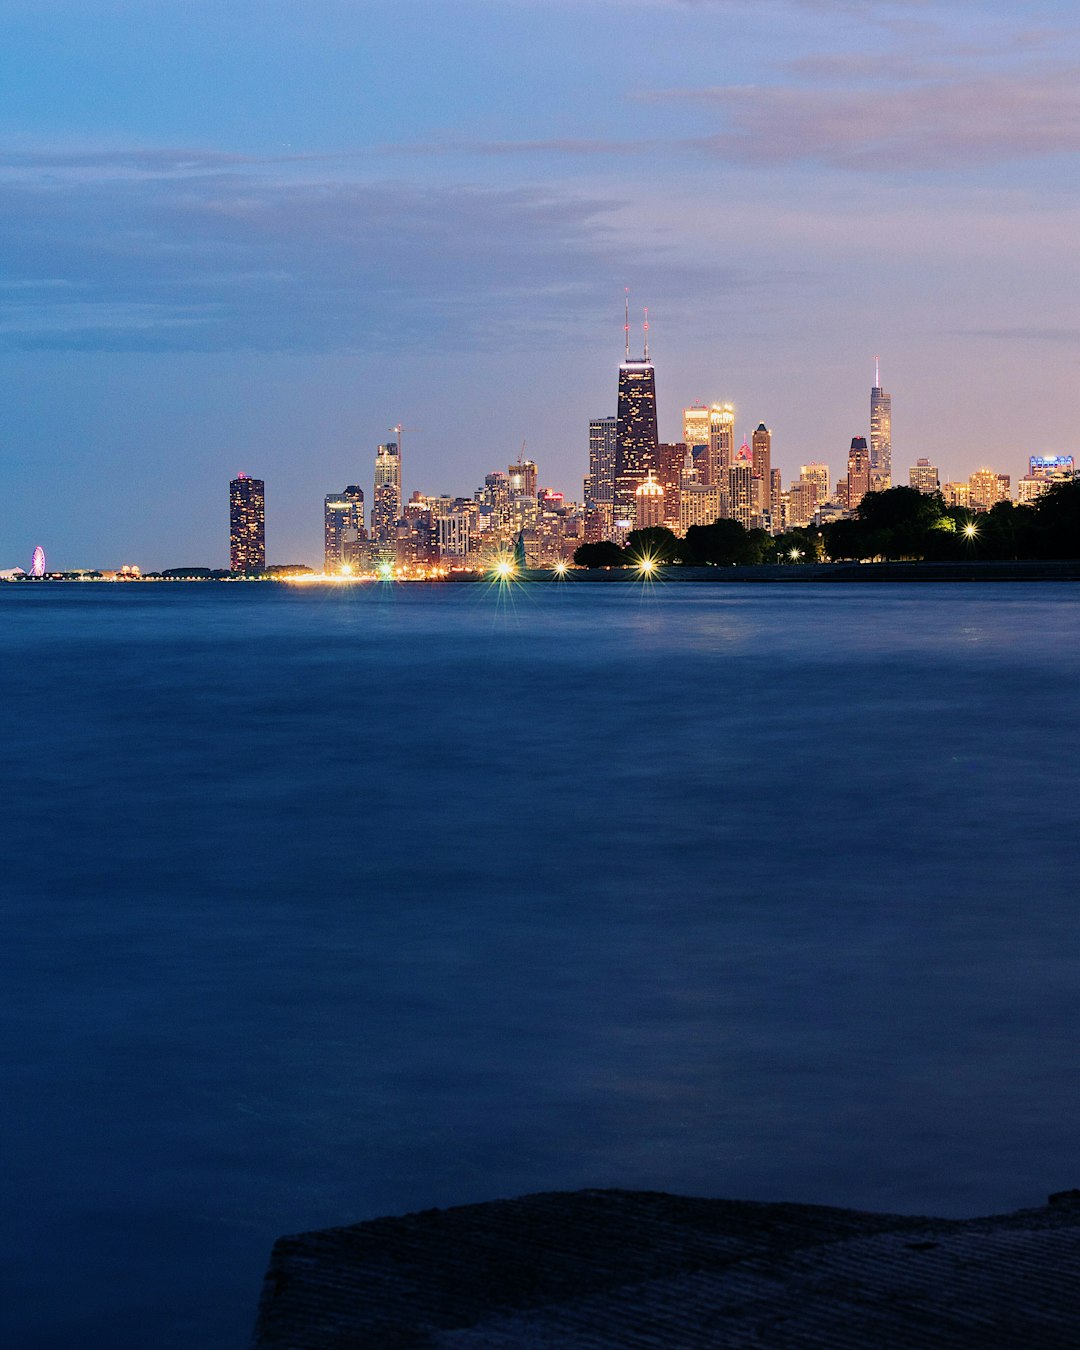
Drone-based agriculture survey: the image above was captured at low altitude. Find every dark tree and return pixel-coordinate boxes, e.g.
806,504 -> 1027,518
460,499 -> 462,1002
1032,479 -> 1080,558
572,540 -> 627,568
680,518 -> 756,566
625,526 -> 681,564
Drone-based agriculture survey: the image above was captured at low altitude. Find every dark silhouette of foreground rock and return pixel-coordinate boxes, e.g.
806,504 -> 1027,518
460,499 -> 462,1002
251,1188 -> 1080,1348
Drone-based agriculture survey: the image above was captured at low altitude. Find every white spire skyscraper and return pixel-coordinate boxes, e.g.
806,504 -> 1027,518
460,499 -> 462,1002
870,359 -> 892,490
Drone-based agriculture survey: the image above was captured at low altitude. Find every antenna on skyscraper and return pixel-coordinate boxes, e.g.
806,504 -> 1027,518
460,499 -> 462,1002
643,307 -> 649,361
624,289 -> 630,360
874,356 -> 880,389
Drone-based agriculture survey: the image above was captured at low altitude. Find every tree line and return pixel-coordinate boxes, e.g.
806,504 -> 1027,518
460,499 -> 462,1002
572,481 -> 1080,568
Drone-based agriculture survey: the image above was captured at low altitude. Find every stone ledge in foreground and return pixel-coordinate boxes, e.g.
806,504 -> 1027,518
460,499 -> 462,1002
250,1186 -> 1080,1349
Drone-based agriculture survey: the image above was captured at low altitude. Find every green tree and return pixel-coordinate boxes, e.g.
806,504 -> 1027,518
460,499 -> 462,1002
572,540 -> 627,568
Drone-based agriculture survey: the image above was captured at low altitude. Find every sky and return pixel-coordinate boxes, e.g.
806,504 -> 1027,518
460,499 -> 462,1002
3,0 -> 1080,568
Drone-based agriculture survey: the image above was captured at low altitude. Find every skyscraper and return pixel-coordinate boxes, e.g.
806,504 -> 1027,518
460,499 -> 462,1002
229,474 -> 265,572
870,361 -> 892,490
508,458 -> 538,498
727,461 -> 756,530
909,459 -> 939,494
751,423 -> 771,520
613,304 -> 658,534
682,406 -> 710,461
324,485 -> 366,572
800,463 -> 830,502
585,416 -> 617,541
847,437 -> 871,508
707,403 -> 735,486
655,441 -> 686,529
635,472 -> 665,529
372,438 -> 402,543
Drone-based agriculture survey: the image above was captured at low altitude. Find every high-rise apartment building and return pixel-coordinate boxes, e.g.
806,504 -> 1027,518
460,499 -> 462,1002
635,472 -> 665,530
585,416 -> 617,541
707,403 -> 735,486
655,442 -> 686,530
800,463 -> 829,502
324,486 -> 366,572
372,439 -> 402,543
847,437 -> 871,509
229,474 -> 265,572
751,423 -> 771,519
909,459 -> 939,494
769,467 -> 783,529
614,316 -> 658,534
968,468 -> 1010,511
683,406 -> 710,461
727,461 -> 757,530
870,361 -> 892,490
787,480 -> 818,528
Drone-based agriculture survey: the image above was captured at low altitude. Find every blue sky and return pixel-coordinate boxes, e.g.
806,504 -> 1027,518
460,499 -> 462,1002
3,0 -> 1080,567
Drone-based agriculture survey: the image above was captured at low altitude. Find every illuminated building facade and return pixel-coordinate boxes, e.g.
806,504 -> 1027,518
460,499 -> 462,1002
324,485 -> 366,572
655,441 -> 685,529
751,423 -> 771,520
707,403 -> 735,486
787,480 -> 818,528
800,463 -> 829,502
968,468 -> 1010,511
229,474 -> 265,572
870,363 -> 892,489
372,439 -> 402,543
614,353 -> 658,534
635,472 -> 664,529
770,468 -> 783,530
585,416 -> 617,541
727,461 -> 757,530
1019,456 -> 1075,501
943,481 -> 971,509
679,482 -> 724,532
909,459 -> 940,494
847,437 -> 871,509
508,459 -> 538,498
683,406 -> 710,464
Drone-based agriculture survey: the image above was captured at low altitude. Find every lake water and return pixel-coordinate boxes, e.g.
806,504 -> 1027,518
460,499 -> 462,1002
3,580 -> 1079,1348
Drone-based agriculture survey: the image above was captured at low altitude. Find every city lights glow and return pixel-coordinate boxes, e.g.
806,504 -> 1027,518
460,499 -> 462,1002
789,548 -> 802,561
553,561 -> 568,577
963,523 -> 979,539
494,559 -> 516,579
636,557 -> 657,576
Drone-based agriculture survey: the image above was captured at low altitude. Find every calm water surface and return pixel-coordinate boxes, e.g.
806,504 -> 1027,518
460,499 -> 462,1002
3,581 -> 1079,1348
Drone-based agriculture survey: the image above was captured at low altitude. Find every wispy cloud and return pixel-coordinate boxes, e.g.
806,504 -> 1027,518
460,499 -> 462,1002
0,153 -> 759,352
664,63 -> 1080,169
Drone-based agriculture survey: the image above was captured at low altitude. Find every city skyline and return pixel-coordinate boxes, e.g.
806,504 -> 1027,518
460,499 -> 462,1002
4,0 -> 1080,568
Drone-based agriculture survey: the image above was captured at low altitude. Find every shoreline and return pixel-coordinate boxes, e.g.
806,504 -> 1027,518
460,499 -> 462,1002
5,559 -> 1080,585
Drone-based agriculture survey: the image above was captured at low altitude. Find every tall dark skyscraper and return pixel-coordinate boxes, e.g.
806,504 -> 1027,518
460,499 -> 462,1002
870,360 -> 892,489
229,473 -> 265,572
613,301 -> 658,533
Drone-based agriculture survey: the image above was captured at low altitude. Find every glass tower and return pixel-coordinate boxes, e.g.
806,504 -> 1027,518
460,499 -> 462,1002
870,362 -> 892,489
614,359 -> 658,532
324,486 -> 366,572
